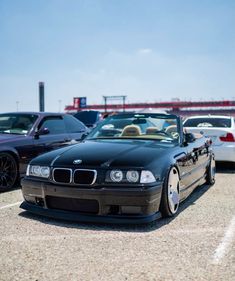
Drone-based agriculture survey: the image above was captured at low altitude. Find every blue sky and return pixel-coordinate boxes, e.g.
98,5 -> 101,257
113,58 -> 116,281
0,0 -> 235,112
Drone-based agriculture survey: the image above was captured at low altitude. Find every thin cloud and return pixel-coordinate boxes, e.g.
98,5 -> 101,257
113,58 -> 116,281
137,48 -> 153,55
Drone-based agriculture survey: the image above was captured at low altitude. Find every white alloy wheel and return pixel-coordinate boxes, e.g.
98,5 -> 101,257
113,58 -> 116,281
167,167 -> 180,214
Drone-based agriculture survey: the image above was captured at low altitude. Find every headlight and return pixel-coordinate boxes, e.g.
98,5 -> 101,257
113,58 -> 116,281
126,170 -> 139,183
140,170 -> 156,183
110,170 -> 123,182
40,167 -> 50,178
27,165 -> 50,178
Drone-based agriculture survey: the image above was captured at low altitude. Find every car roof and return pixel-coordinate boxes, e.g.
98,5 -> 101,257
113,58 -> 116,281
185,115 -> 232,119
0,112 -> 66,116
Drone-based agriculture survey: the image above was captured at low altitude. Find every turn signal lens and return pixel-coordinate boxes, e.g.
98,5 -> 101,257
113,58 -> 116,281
219,133 -> 235,142
140,170 -> 156,183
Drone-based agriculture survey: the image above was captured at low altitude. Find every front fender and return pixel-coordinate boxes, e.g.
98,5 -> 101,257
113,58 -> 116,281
0,145 -> 20,160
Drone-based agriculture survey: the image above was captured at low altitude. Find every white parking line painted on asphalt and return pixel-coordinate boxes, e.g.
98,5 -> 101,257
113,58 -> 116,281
212,215 -> 235,264
0,201 -> 21,210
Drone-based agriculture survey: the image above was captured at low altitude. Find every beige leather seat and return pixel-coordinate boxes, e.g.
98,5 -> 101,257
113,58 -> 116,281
165,125 -> 177,134
121,125 -> 141,137
145,127 -> 160,135
165,125 -> 179,139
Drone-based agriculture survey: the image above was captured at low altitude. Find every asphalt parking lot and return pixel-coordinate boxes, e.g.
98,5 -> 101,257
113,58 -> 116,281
0,164 -> 234,281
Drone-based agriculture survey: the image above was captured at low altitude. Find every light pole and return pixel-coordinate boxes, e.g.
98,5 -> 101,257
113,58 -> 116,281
16,101 -> 19,112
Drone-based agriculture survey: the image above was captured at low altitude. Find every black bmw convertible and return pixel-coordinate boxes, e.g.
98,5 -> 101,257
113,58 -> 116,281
20,113 -> 215,223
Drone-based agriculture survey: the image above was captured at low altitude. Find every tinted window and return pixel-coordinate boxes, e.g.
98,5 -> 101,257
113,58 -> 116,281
73,111 -> 101,126
64,115 -> 86,133
184,118 -> 231,128
40,117 -> 67,134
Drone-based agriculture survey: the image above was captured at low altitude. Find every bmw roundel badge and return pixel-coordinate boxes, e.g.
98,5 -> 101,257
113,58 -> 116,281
73,159 -> 82,165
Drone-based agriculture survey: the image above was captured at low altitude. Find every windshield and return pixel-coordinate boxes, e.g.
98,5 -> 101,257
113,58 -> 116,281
184,117 -> 232,128
0,113 -> 38,135
87,113 -> 180,143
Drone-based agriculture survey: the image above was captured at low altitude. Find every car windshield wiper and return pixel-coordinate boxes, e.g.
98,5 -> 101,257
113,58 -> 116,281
87,137 -> 123,140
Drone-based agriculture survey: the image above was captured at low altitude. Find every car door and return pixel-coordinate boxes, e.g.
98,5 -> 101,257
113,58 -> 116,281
32,115 -> 72,158
184,135 -> 209,193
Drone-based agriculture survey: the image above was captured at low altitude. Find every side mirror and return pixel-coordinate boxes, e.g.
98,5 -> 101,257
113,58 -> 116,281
184,132 -> 196,145
34,127 -> 50,139
81,132 -> 90,140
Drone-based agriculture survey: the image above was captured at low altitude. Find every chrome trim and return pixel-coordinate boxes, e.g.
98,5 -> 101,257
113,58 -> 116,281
73,169 -> 97,185
52,168 -> 72,184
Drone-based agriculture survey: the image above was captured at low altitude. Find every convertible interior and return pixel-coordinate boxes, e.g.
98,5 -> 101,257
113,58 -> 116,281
96,124 -> 179,140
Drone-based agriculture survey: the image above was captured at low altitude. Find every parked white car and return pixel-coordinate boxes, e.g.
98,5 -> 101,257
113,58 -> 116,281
184,115 -> 235,163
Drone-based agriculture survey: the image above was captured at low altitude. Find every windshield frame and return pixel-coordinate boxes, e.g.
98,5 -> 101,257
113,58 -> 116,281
86,113 -> 182,144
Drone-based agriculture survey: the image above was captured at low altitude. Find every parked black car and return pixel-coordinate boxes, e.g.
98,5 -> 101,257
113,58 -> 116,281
0,112 -> 89,191
21,113 -> 215,223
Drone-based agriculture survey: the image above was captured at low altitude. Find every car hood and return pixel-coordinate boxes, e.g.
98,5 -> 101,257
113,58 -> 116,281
32,139 -> 176,168
0,133 -> 25,143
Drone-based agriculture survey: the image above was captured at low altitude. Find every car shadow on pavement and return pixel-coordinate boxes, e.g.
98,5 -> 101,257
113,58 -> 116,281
18,182 -> 212,233
0,185 -> 21,193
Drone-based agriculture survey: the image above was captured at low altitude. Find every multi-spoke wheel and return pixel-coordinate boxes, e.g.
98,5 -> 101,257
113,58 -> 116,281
0,153 -> 18,191
160,166 -> 180,217
206,155 -> 216,185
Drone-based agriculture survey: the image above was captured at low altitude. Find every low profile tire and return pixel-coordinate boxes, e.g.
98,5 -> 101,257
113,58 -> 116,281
206,155 -> 216,185
160,166 -> 180,218
0,152 -> 18,191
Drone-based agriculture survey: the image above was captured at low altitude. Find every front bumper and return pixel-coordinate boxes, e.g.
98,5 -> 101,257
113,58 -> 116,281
20,178 -> 163,224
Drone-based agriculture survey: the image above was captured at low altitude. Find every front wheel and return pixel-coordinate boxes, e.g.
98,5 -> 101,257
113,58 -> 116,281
0,152 -> 18,191
160,166 -> 180,218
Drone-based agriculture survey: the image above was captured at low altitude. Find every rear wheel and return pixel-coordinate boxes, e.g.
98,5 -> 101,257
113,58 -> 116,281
160,167 -> 180,217
206,155 -> 216,185
0,152 -> 18,191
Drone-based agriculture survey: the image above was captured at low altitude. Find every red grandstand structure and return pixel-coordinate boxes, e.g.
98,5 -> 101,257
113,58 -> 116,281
65,99 -> 235,116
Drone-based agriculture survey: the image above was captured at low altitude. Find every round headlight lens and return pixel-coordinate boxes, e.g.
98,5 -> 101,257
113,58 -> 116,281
110,170 -> 123,182
31,165 -> 41,177
126,170 -> 139,183
40,167 -> 50,178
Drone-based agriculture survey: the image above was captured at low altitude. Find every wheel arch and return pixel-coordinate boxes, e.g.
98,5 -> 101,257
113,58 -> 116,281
0,147 -> 20,170
158,159 -> 181,184
159,163 -> 180,217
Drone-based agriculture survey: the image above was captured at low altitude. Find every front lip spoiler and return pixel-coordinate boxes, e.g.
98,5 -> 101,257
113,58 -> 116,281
20,201 -> 162,224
